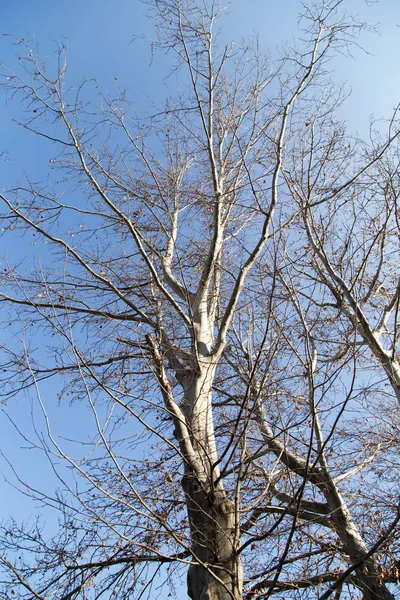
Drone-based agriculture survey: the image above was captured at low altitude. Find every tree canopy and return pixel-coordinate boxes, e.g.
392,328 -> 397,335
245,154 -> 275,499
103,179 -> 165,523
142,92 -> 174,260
1,1 -> 400,599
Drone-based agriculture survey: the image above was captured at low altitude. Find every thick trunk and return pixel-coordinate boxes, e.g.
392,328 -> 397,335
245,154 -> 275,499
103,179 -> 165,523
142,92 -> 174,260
148,331 -> 241,597
183,474 -> 243,600
179,360 -> 243,600
187,565 -> 242,600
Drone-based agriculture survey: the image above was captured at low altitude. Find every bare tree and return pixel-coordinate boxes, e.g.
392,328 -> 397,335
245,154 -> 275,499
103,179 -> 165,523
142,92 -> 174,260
1,1 -> 400,599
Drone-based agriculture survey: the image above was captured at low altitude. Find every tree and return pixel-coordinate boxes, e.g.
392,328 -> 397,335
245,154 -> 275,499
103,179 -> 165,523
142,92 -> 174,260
1,1 -> 400,598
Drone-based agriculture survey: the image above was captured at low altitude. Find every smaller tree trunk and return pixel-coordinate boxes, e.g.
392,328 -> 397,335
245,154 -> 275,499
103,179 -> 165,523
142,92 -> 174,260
327,485 -> 395,600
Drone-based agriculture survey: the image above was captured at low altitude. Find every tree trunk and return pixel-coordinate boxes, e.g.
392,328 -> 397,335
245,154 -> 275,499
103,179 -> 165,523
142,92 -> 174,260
183,474 -> 243,600
179,356 -> 243,600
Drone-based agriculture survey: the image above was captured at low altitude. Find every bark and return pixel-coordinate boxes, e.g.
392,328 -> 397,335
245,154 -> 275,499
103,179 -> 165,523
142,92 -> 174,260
179,350 -> 243,599
183,474 -> 243,600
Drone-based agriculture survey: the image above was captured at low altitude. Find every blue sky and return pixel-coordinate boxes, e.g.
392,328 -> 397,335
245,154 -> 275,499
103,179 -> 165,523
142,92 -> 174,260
0,0 -> 399,185
1,0 -> 400,597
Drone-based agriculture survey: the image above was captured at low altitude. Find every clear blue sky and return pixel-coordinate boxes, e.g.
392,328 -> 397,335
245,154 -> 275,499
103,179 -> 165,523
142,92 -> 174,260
1,0 -> 400,597
0,1 -> 399,151
0,0 -> 399,185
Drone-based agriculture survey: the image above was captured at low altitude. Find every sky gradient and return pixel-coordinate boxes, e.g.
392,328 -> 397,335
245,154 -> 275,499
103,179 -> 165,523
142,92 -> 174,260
1,1 -> 400,598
